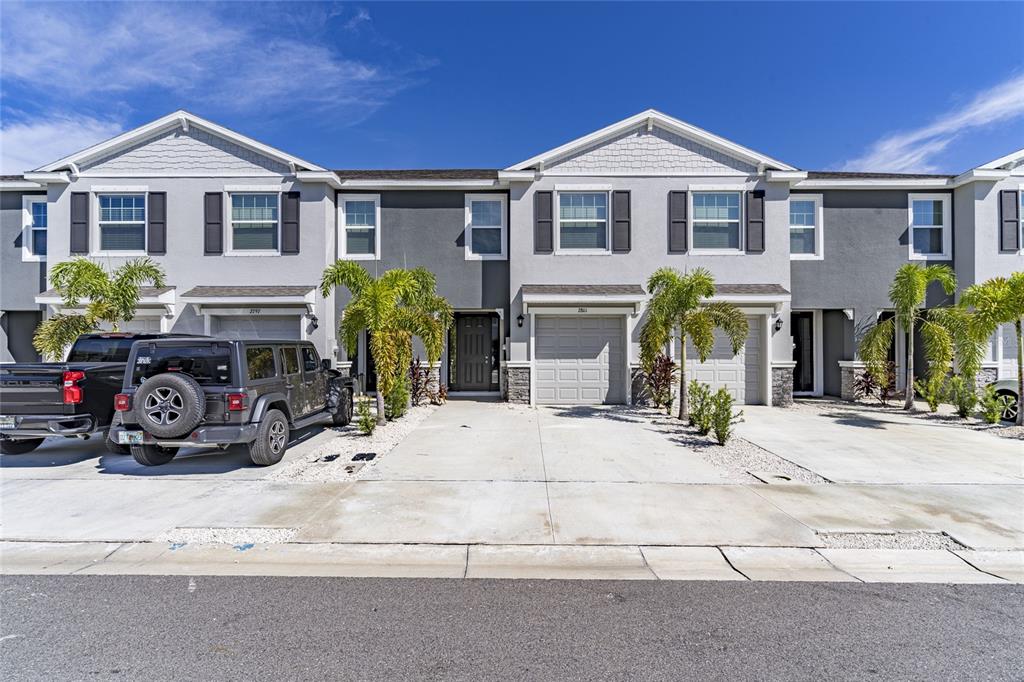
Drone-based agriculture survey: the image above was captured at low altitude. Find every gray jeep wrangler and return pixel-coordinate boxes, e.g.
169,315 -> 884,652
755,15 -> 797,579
110,338 -> 353,467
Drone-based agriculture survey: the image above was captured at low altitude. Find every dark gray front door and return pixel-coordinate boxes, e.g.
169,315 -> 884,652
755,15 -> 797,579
457,316 -> 491,391
792,312 -> 814,393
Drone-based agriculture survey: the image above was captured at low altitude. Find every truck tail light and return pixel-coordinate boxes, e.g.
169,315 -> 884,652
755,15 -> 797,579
114,394 -> 131,412
62,370 -> 85,405
226,393 -> 246,411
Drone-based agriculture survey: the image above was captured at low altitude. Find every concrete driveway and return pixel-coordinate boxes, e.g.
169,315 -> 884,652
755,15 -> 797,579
737,404 -> 1024,485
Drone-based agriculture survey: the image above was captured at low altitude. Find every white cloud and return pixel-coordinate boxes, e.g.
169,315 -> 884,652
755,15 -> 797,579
0,115 -> 123,174
0,2 -> 426,123
843,73 -> 1024,173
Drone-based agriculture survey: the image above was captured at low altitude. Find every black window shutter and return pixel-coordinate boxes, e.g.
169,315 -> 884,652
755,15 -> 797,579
746,190 -> 765,253
612,190 -> 631,253
1000,190 -> 1020,252
534,191 -> 553,253
70,192 -> 89,254
204,192 -> 223,255
281,191 -> 300,254
668,191 -> 688,253
147,192 -> 166,255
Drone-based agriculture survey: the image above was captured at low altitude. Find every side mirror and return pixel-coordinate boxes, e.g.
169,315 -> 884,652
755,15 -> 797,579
321,358 -> 331,371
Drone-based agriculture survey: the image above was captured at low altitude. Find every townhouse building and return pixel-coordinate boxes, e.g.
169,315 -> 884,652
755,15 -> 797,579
1,109 -> 1020,408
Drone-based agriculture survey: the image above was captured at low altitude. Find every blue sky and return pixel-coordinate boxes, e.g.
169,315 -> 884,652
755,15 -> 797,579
1,1 -> 1021,174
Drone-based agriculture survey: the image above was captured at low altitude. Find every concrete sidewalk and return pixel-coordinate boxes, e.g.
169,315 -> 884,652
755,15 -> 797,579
2,541 -> 1018,583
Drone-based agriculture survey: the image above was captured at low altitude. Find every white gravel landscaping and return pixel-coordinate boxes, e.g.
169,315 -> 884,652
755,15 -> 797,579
817,531 -> 967,551
788,397 -> 1024,440
634,407 -> 829,485
267,403 -> 438,483
154,527 -> 298,545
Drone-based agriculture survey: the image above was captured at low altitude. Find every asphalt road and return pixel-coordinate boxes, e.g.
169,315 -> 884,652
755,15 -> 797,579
2,576 -> 1021,681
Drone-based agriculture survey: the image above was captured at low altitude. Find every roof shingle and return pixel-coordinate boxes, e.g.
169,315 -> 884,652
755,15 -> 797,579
181,285 -> 314,298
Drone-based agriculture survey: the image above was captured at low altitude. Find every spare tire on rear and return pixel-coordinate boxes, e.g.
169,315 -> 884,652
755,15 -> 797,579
133,373 -> 205,439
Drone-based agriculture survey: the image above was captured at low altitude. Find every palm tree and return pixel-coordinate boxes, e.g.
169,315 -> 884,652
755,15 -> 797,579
858,264 -> 960,410
961,272 -> 1024,425
321,261 -> 453,424
639,267 -> 748,420
33,258 -> 167,361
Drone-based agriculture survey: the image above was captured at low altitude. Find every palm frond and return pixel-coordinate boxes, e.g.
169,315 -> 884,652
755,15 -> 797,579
685,311 -> 716,362
32,314 -> 96,361
858,316 -> 895,384
320,260 -> 372,298
918,318 -> 954,383
703,301 -> 749,355
48,258 -> 109,307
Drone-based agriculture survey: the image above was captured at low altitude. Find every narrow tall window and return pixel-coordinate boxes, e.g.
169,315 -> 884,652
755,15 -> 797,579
99,194 -> 146,251
692,192 -> 741,251
465,194 -> 507,259
789,194 -> 822,259
558,192 -> 608,251
340,194 -> 379,259
231,193 -> 279,251
23,198 -> 47,259
908,194 -> 950,259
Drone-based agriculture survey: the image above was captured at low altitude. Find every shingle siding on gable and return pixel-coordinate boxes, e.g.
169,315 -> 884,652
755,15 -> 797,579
547,125 -> 757,175
80,128 -> 291,175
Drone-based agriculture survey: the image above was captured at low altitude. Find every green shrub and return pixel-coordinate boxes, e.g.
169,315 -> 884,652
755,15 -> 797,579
385,376 -> 410,420
978,384 -> 1011,424
710,388 -> 743,446
688,380 -> 713,435
356,397 -> 376,435
944,375 -> 977,419
914,374 -> 945,413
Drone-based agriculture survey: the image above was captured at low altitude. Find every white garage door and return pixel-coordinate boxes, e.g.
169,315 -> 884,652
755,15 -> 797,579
678,315 -> 762,404
215,316 -> 302,340
535,316 -> 625,405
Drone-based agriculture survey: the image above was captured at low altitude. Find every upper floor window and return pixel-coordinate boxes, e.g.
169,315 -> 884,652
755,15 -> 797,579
558,192 -> 608,252
908,193 -> 950,260
231,193 -> 279,252
22,197 -> 47,261
465,194 -> 507,260
692,192 -> 741,251
99,194 -> 146,252
339,193 -> 379,260
789,194 -> 823,260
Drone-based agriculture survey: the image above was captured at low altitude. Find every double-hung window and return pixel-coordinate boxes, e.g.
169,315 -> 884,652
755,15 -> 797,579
692,192 -> 741,251
908,193 -> 950,259
465,194 -> 507,259
558,192 -> 608,252
98,194 -> 146,252
340,193 -> 380,259
231,193 -> 279,252
789,194 -> 823,259
22,197 -> 47,260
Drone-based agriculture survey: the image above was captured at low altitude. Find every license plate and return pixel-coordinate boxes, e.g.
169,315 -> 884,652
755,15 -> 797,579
118,430 -> 144,445
0,416 -> 15,430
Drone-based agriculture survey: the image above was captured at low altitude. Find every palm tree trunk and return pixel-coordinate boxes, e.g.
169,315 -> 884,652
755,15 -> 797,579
904,324 -> 915,410
1016,319 -> 1023,426
375,390 -> 386,425
677,341 -> 688,420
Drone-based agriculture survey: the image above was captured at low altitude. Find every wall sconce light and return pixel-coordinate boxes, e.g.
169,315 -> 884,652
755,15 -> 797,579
773,317 -> 784,333
516,314 -> 525,328
307,314 -> 319,331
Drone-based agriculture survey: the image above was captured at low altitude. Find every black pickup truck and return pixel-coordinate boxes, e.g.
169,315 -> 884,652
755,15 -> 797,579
0,333 -> 191,455
110,338 -> 354,466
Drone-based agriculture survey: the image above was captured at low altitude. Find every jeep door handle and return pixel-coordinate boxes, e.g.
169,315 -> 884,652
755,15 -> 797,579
285,383 -> 294,389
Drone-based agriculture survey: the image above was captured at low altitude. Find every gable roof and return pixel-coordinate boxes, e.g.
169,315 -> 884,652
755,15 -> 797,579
36,110 -> 326,173
976,148 -> 1024,171
507,109 -> 796,173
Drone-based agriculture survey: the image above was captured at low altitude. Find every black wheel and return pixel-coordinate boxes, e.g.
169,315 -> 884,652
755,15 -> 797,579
130,444 -> 179,466
332,389 -> 353,427
105,437 -> 131,455
996,390 -> 1019,423
249,409 -> 289,466
0,438 -> 44,455
133,373 -> 205,439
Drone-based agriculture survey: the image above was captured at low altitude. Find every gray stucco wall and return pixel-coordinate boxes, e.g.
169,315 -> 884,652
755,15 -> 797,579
332,190 -> 511,374
508,175 -> 793,364
1,190 -> 48,311
790,190 -> 955,348
954,177 -> 1024,292
43,176 -> 336,355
